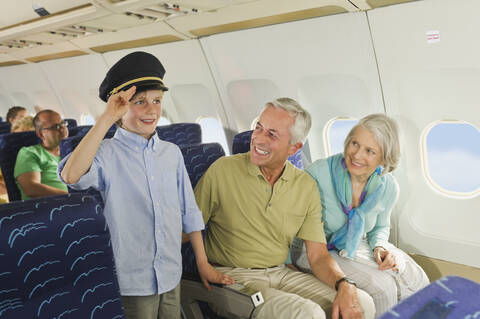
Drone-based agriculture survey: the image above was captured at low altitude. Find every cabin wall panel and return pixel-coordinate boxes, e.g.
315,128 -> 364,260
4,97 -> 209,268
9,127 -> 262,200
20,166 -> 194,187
0,63 -> 63,116
200,12 -> 384,160
368,0 -> 480,267
38,54 -> 108,121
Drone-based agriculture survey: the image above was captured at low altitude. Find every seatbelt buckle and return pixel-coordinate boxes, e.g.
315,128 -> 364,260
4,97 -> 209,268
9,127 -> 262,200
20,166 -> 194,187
225,283 -> 264,307
251,291 -> 264,307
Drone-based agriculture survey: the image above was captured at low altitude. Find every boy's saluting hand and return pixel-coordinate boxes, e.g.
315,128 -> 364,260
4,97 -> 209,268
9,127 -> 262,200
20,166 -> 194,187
104,86 -> 137,123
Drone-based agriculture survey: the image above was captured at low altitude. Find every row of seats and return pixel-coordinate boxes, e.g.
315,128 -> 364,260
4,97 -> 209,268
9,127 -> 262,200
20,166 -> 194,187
60,123 -> 202,158
2,121 -> 479,319
0,123 -> 203,203
0,118 -> 77,135
0,193 -> 123,318
0,138 -> 229,318
0,121 -> 296,318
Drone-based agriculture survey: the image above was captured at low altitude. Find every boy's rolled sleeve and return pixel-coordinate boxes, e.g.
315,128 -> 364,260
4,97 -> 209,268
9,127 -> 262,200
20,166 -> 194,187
57,153 -> 104,191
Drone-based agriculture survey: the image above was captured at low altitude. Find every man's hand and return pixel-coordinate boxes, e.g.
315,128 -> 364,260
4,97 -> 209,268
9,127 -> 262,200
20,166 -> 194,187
374,247 -> 398,272
104,86 -> 136,123
197,262 -> 235,291
332,281 -> 363,319
285,263 -> 299,272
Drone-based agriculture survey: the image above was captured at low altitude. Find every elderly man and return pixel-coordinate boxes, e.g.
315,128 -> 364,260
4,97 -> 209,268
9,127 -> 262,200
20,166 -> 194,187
14,109 -> 69,199
194,98 -> 375,319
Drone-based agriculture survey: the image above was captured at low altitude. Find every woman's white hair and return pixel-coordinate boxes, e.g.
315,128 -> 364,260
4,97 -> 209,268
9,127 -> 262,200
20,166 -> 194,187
264,98 -> 312,144
343,113 -> 401,173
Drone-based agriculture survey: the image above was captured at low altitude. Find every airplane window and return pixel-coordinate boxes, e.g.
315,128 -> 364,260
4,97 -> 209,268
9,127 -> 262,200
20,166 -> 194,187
198,117 -> 230,155
325,118 -> 358,156
157,117 -> 171,126
80,113 -> 95,125
170,84 -> 215,123
423,121 -> 480,197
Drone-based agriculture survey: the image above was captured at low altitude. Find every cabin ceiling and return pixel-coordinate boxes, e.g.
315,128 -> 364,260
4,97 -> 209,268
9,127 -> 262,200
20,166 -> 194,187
0,0 -> 419,65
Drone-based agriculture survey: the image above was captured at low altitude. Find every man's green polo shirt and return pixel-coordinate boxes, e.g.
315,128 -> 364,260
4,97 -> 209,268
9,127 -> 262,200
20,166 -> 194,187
194,152 -> 326,268
14,144 -> 67,200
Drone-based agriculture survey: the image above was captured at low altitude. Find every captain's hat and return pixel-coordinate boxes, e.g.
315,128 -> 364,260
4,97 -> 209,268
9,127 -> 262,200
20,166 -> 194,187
99,51 -> 168,102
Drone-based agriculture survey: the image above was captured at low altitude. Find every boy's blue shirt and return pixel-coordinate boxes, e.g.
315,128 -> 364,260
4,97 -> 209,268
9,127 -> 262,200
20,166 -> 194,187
58,127 -> 205,295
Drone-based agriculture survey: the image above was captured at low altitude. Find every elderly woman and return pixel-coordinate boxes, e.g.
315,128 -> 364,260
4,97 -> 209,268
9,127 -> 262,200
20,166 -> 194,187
289,114 -> 429,317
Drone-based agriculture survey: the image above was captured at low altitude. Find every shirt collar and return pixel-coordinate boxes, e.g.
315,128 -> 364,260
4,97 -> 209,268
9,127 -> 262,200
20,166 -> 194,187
113,127 -> 160,152
245,151 -> 294,182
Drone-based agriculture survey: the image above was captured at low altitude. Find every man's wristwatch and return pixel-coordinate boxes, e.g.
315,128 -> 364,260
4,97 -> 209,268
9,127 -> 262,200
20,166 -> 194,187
335,277 -> 357,291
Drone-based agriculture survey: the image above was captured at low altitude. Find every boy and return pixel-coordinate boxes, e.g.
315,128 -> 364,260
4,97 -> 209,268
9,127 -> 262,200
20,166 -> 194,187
59,51 -> 233,319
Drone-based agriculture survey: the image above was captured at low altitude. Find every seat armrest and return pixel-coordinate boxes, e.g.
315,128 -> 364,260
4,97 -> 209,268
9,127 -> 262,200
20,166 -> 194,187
181,279 -> 259,318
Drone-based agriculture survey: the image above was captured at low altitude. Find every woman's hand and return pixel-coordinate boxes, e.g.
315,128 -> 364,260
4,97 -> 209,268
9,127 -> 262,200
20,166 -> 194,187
286,263 -> 299,271
374,246 -> 398,272
103,86 -> 136,123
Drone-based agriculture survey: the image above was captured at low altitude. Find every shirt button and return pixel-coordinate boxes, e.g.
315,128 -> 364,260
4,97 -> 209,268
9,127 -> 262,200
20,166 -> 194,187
268,203 -> 271,207
151,176 -> 155,180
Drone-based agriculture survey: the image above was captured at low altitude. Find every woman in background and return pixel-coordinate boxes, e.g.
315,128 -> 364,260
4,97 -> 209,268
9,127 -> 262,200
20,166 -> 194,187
11,115 -> 34,133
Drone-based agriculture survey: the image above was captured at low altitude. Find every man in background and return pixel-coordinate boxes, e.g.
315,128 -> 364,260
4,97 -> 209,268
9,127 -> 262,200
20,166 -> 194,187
6,106 -> 27,125
14,110 -> 69,199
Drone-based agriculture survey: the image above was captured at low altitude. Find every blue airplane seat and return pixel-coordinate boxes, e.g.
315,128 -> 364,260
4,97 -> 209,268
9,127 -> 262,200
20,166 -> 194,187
0,122 -> 12,134
67,124 -> 116,138
156,123 -> 201,147
180,143 -> 256,319
68,125 -> 93,137
180,143 -> 225,280
59,130 -> 116,160
0,116 -> 3,122
64,118 -> 77,129
0,193 -> 125,319
232,130 -> 304,169
378,276 -> 480,319
0,131 -> 41,202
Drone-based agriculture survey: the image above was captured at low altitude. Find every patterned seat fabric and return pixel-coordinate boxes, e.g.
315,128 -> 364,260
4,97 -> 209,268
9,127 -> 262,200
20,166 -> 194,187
180,143 -> 225,280
0,131 -> 41,202
59,131 -> 116,160
66,123 -> 200,146
64,119 -> 78,129
232,130 -> 304,169
0,193 -> 124,319
67,125 -> 93,137
156,123 -> 201,147
0,123 -> 12,135
378,276 -> 480,319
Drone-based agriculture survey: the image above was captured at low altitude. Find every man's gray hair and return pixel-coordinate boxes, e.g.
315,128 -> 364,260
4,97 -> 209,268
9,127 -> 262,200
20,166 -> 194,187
264,98 -> 312,144
343,113 -> 401,173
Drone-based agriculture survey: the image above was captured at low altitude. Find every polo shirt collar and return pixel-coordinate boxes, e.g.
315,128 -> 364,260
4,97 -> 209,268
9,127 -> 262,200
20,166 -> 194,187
245,151 -> 294,181
113,127 -> 160,152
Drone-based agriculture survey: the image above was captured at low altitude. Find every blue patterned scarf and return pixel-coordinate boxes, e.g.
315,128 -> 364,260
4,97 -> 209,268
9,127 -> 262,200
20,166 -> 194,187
327,153 -> 386,258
